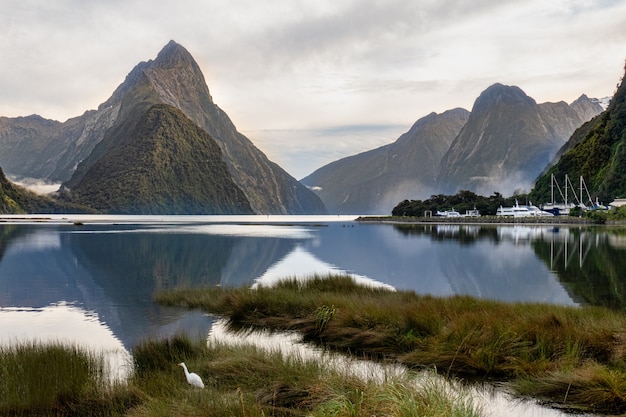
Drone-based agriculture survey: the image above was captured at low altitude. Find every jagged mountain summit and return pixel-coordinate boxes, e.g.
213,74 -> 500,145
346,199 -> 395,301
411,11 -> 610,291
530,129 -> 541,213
89,40 -> 326,214
437,84 -> 603,196
590,96 -> 612,110
0,40 -> 326,215
301,109 -> 470,214
531,62 -> 626,205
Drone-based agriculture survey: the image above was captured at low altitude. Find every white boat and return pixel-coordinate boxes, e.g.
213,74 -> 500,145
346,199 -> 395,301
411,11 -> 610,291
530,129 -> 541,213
526,204 -> 554,217
435,209 -> 461,218
496,203 -> 530,217
496,201 -> 553,217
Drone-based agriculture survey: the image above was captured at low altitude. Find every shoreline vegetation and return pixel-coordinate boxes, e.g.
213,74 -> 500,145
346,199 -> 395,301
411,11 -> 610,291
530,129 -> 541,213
5,230 -> 626,416
156,276 -> 626,415
0,336 -> 481,417
5,276 -> 626,415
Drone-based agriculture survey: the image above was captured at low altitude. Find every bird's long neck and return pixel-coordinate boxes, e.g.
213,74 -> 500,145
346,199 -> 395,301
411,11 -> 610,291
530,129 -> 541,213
181,364 -> 189,376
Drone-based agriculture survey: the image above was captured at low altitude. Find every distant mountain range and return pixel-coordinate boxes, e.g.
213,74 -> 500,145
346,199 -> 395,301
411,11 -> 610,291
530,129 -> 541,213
303,84 -> 604,214
0,40 -> 620,216
0,41 -> 326,215
301,109 -> 469,214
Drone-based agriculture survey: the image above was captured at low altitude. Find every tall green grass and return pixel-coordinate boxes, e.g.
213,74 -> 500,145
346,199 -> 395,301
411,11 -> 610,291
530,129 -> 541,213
127,334 -> 481,417
1,335 -> 482,416
156,274 -> 626,413
312,374 -> 481,417
9,274 -> 623,414
0,341 -> 138,416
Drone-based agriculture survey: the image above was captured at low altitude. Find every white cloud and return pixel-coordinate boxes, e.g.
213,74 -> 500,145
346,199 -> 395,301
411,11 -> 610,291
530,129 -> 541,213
0,0 -> 624,177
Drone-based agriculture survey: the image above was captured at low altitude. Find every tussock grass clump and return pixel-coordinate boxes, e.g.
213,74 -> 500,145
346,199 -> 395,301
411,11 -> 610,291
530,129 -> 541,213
313,374 -> 481,417
513,362 -> 626,413
132,334 -> 201,376
156,274 -> 626,413
0,342 -> 138,416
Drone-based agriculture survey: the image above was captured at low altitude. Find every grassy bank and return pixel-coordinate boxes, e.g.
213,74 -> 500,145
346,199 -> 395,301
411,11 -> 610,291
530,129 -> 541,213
156,275 -> 626,414
0,342 -> 138,416
129,336 -> 481,417
0,336 -> 481,417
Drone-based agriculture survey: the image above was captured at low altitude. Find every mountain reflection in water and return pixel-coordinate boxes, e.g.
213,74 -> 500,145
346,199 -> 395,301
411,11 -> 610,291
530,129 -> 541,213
1,217 -> 625,351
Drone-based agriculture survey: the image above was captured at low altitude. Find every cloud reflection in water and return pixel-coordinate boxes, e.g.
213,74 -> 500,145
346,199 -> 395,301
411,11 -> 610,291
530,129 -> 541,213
0,303 -> 131,381
253,246 -> 395,291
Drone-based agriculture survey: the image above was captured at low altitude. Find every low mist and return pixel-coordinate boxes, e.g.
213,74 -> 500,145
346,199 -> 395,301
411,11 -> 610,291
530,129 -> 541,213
11,178 -> 61,196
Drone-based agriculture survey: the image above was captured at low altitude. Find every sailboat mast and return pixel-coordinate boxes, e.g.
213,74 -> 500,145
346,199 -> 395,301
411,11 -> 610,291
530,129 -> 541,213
551,173 -> 554,205
565,174 -> 569,207
580,176 -> 583,207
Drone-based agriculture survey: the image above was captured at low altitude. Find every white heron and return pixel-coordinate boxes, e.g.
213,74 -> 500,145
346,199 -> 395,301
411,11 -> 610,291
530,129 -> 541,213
178,362 -> 205,388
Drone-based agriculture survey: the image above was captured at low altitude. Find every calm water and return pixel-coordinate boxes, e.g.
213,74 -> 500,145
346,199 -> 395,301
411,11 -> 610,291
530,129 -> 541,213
2,215 -> 625,351
3,215 -> 623,415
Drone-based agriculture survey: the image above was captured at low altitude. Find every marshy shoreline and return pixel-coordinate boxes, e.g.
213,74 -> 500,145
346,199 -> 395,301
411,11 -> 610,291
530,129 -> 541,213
157,275 -> 626,415
4,275 -> 626,416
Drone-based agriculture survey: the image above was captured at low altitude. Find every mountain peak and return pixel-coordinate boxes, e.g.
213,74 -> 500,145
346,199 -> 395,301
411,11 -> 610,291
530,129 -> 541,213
570,93 -> 605,120
437,81 -> 602,196
570,93 -> 596,108
473,83 -> 536,112
99,40 -> 211,113
153,40 -> 195,68
164,39 -> 182,49
88,40 -> 326,214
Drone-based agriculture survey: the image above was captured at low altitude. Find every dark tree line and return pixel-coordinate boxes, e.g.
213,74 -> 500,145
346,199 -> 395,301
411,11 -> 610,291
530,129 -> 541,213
391,190 -> 529,216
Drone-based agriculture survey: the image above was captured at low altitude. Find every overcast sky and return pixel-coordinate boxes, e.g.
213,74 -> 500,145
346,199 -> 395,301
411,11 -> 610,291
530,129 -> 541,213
1,0 -> 625,179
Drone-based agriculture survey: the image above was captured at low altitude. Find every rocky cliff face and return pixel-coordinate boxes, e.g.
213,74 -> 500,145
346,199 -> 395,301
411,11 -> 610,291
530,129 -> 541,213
0,109 -> 119,183
0,115 -> 59,180
437,84 -> 603,196
0,41 -> 326,215
301,108 -> 470,214
90,40 -> 326,214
